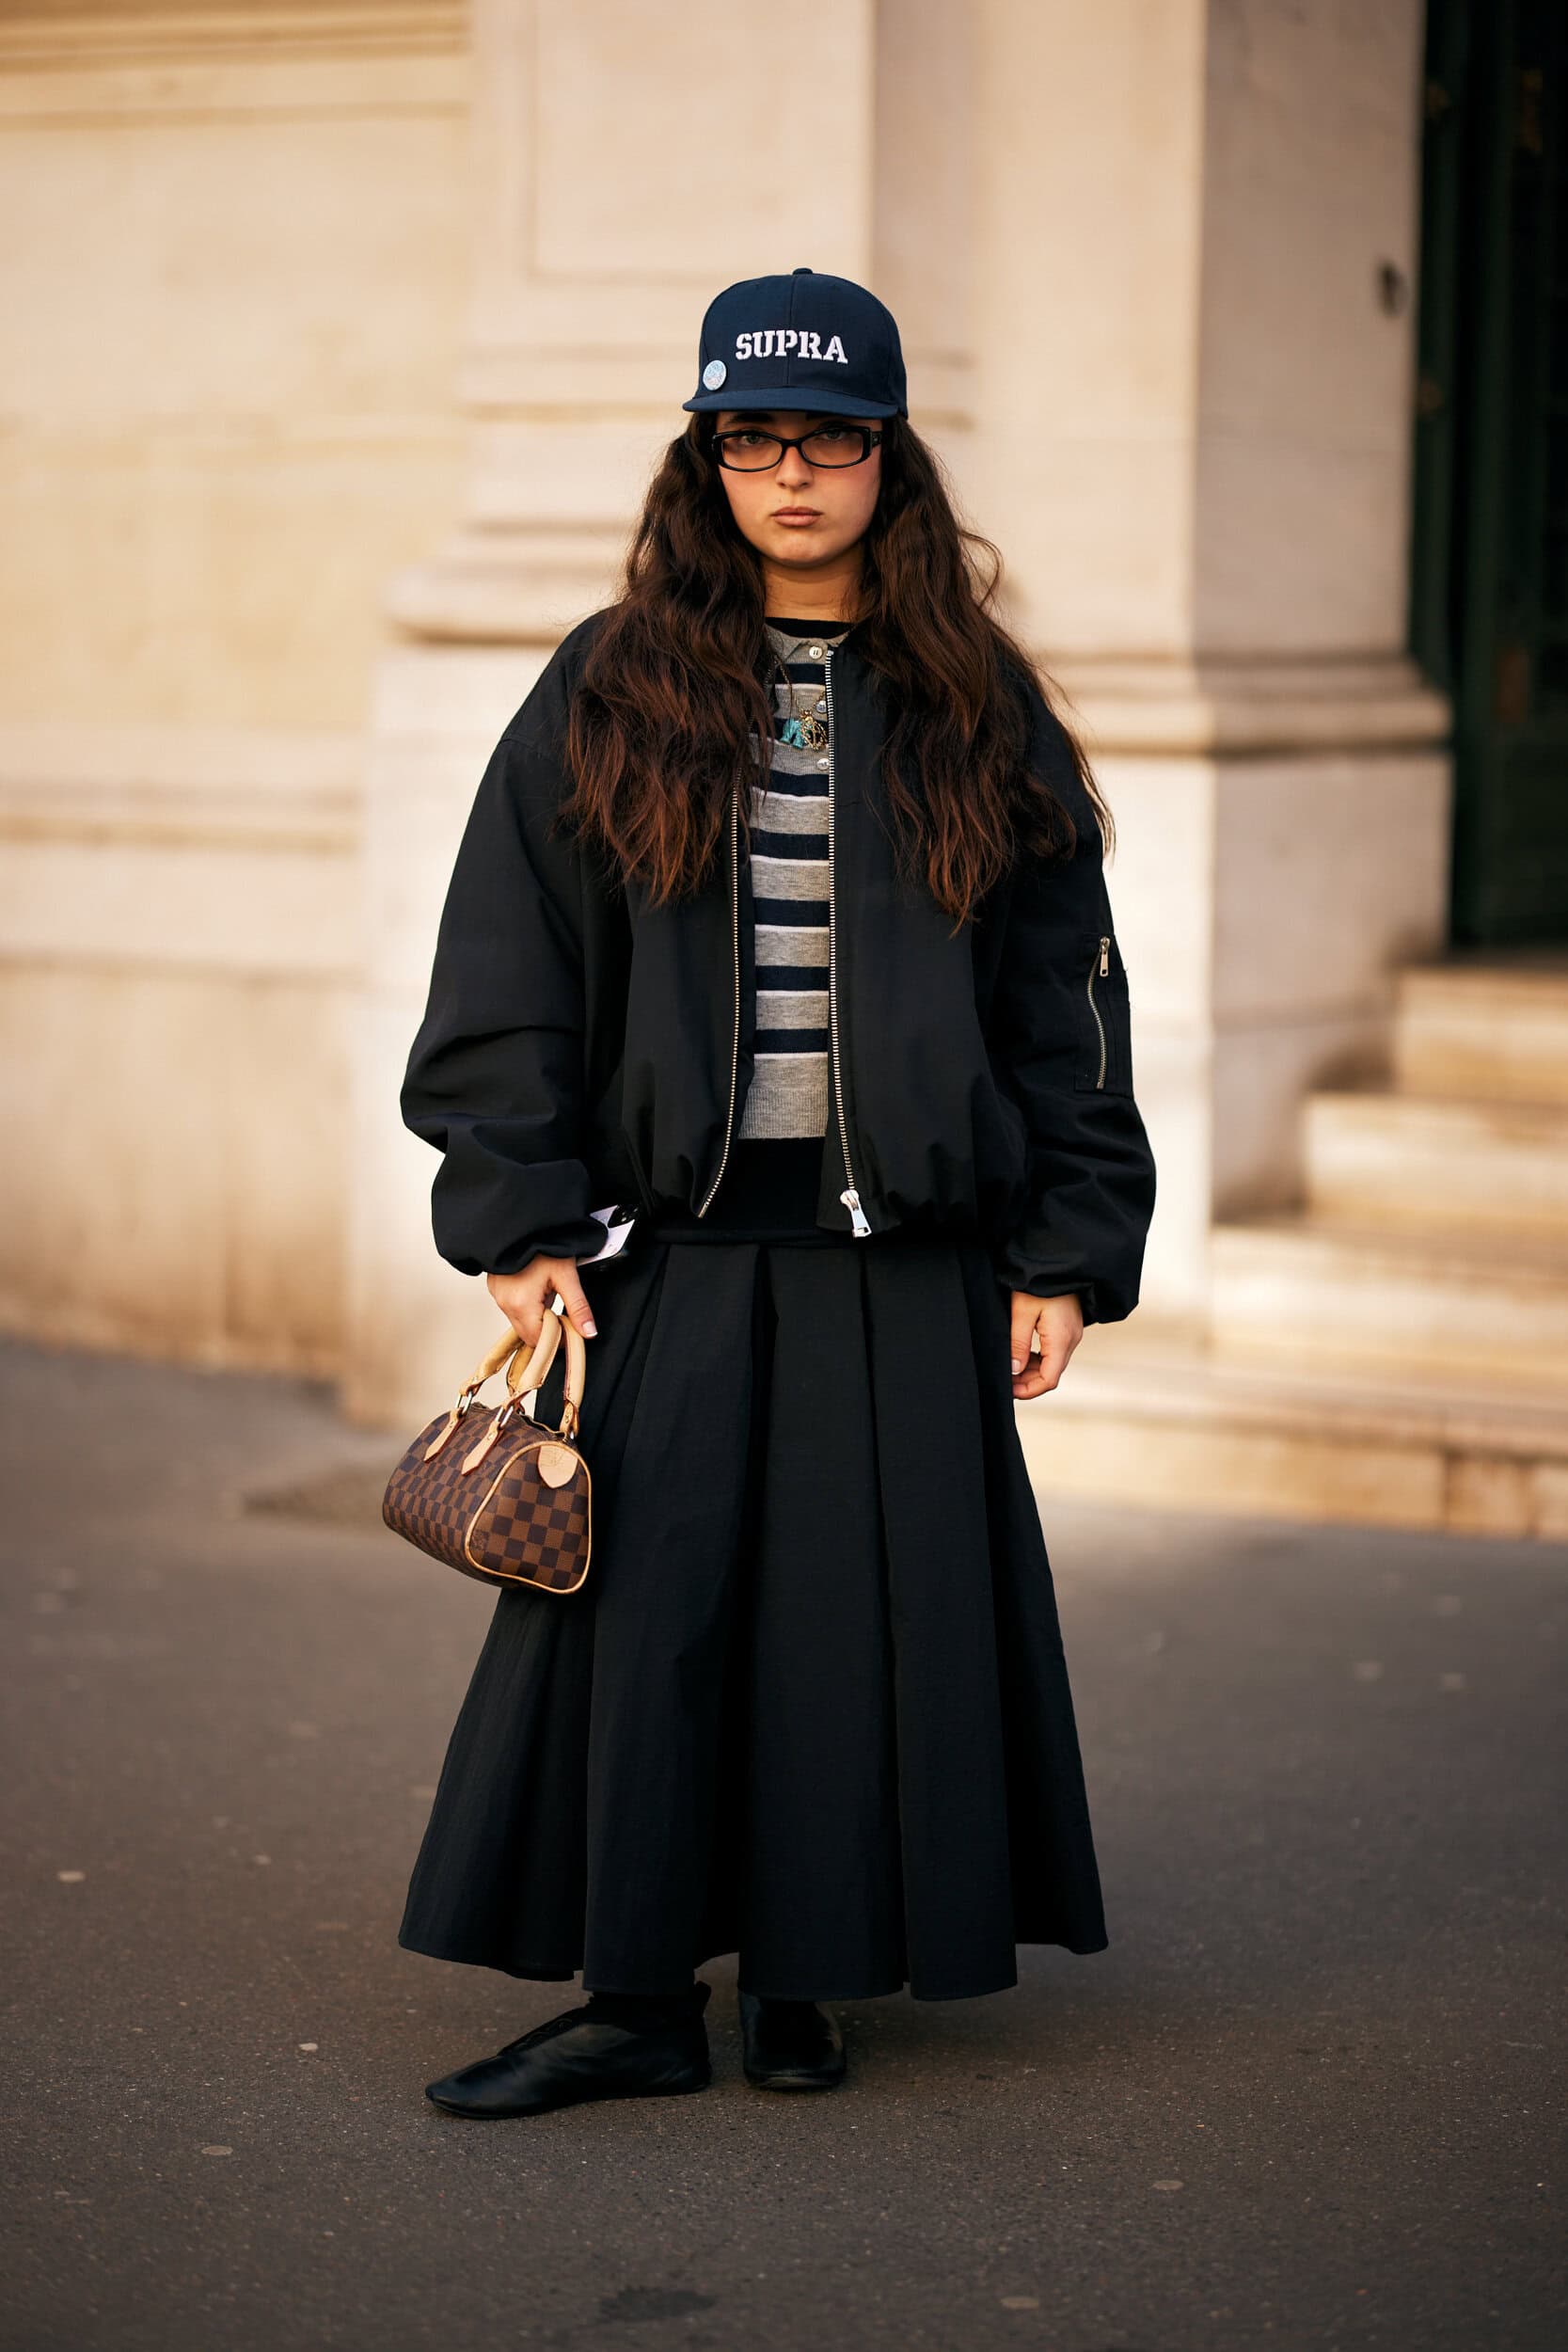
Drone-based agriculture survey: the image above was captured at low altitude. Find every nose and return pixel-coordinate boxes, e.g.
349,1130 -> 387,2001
774,446 -> 813,491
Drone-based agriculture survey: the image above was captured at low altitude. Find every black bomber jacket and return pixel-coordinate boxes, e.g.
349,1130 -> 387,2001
401,609 -> 1157,1324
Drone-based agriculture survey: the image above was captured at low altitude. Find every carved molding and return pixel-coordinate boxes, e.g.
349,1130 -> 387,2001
0,6 -> 467,72
1053,655 -> 1452,760
0,723 -> 359,854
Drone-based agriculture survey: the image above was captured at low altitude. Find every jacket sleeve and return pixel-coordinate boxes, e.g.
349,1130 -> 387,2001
985,688 -> 1158,1325
399,645 -> 610,1280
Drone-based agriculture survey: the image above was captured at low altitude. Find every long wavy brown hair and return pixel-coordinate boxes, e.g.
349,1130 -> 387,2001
561,414 -> 1110,928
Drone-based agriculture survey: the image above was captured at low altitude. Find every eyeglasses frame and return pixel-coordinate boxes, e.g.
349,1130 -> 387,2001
708,423 -> 886,472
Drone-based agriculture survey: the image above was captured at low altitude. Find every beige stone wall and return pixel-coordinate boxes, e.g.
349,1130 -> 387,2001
0,3 -> 468,1370
2,0 -> 1455,1424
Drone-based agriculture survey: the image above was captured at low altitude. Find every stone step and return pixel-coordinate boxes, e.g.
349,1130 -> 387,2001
1018,1328 -> 1568,1540
1209,1217 -> 1568,1387
1304,1090 -> 1568,1234
1394,958 -> 1568,1104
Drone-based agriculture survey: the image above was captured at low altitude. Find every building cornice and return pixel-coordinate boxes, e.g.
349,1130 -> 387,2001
0,5 -> 465,72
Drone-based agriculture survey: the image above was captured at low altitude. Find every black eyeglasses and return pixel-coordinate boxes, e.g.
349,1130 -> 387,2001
710,423 -> 884,471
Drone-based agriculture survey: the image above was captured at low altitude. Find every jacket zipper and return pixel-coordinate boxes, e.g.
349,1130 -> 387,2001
1086,934 -> 1111,1089
695,784 -> 741,1217
824,646 -> 872,1236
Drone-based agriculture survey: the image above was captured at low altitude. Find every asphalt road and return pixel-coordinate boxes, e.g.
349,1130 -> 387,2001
3,1336 -> 1564,2352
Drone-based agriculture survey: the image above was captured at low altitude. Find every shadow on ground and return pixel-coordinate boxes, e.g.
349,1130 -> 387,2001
2,1337 -> 1563,2352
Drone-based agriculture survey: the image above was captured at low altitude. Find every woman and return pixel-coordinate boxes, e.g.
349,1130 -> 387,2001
398,267 -> 1156,2119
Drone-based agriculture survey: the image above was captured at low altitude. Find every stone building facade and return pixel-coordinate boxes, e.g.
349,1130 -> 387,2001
6,3 -> 1563,1532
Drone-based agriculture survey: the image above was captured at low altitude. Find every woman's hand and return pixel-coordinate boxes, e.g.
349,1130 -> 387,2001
487,1257 -> 598,1351
1009,1289 -> 1084,1400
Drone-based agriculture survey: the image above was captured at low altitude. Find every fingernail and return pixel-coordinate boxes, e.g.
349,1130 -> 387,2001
1011,1358 -> 1024,1374
582,1320 -> 597,1336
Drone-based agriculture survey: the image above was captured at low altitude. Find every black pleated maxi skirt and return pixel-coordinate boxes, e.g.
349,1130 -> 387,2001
400,1200 -> 1108,2002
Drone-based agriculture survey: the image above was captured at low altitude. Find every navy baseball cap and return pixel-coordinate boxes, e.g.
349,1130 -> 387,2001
683,265 -> 907,421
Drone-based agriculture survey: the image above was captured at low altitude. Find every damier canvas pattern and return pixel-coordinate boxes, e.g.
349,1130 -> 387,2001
383,1405 -> 592,1594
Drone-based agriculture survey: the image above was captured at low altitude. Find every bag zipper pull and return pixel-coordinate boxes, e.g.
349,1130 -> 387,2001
840,1185 -> 872,1237
1099,934 -> 1110,977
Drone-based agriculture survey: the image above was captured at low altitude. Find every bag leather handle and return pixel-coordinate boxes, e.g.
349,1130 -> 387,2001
501,1315 -> 561,1400
459,1306 -> 585,1437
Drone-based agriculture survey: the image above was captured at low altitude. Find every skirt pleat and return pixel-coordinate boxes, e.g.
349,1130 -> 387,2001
861,1244 -> 1022,1996
729,1248 -> 907,1997
399,1230 -> 1108,2003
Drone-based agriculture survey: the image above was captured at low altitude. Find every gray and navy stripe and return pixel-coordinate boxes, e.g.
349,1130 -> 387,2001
736,619 -> 848,1140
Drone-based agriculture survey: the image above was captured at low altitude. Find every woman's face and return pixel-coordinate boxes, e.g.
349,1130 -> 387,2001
709,408 -> 883,576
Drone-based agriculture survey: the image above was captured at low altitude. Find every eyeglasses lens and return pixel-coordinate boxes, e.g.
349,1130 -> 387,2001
718,427 -> 870,469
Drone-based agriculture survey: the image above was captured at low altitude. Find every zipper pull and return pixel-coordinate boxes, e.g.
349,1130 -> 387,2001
1099,934 -> 1110,977
840,1185 -> 872,1237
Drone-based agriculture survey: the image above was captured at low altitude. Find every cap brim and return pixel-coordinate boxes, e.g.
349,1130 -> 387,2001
682,384 -> 902,419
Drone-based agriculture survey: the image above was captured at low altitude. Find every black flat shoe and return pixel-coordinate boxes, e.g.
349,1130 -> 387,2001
737,1990 -> 846,2090
426,1983 -> 712,2119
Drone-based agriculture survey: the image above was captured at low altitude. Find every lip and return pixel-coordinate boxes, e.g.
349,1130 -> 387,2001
772,507 -> 821,521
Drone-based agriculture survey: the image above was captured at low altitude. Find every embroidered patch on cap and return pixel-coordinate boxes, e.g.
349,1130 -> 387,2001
702,359 -> 727,389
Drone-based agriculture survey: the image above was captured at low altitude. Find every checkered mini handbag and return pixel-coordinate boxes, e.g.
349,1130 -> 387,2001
381,1311 -> 593,1595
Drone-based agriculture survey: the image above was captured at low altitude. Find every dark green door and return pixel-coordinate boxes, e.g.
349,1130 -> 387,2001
1412,0 -> 1568,943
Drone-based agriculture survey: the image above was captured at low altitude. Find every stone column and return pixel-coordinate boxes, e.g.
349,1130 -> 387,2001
968,0 -> 1451,1325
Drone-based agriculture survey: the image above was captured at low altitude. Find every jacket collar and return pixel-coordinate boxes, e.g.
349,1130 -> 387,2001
761,615 -> 868,657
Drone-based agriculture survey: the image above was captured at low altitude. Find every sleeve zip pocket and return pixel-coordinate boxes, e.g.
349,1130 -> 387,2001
1085,934 -> 1111,1089
1077,930 -> 1133,1096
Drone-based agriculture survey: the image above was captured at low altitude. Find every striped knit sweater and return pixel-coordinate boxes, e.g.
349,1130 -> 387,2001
736,616 -> 852,1140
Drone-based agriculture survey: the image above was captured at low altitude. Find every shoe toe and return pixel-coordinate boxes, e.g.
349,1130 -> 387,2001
738,1995 -> 847,2090
424,2063 -> 507,2117
753,2063 -> 844,2090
